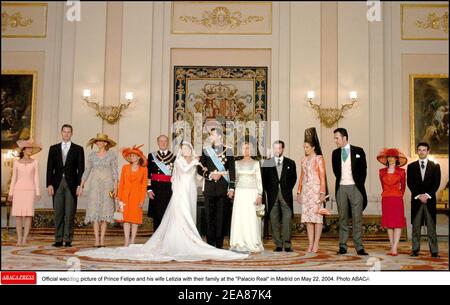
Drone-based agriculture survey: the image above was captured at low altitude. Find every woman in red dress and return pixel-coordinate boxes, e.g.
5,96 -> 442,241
377,148 -> 408,256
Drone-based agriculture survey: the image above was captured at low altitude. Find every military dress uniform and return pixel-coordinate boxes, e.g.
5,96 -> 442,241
147,150 -> 176,231
197,144 -> 236,249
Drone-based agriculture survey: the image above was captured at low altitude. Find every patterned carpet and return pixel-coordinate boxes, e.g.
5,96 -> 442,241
1,232 -> 448,271
1,232 -> 449,271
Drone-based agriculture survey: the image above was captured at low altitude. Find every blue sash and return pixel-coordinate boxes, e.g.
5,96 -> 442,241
205,146 -> 230,183
151,152 -> 171,176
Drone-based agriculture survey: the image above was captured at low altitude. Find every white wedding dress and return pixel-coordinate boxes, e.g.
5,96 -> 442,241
229,159 -> 264,253
76,151 -> 248,262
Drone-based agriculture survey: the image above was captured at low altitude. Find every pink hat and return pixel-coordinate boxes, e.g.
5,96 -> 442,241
16,138 -> 42,155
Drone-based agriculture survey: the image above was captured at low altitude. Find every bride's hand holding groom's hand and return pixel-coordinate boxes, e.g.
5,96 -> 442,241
256,196 -> 262,205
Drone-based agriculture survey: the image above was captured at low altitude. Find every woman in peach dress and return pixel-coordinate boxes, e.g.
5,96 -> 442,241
8,139 -> 42,246
117,145 -> 148,246
296,128 -> 328,253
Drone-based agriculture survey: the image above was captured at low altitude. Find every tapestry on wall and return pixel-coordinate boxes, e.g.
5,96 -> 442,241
173,66 -> 268,156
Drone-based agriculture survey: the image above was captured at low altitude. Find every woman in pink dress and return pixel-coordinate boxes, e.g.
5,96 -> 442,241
8,139 -> 42,246
296,128 -> 328,253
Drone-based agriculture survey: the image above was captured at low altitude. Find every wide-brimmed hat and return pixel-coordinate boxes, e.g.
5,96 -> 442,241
87,133 -> 116,149
376,148 -> 407,167
16,138 -> 42,155
121,144 -> 147,167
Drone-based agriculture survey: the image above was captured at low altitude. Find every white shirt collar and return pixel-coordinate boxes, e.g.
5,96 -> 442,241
275,155 -> 284,162
62,141 -> 71,147
343,143 -> 350,150
419,158 -> 428,165
160,150 -> 168,154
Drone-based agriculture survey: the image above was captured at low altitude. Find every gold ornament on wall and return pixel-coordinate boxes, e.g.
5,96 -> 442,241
307,91 -> 358,128
81,90 -> 135,125
179,6 -> 264,29
1,10 -> 33,33
415,11 -> 449,33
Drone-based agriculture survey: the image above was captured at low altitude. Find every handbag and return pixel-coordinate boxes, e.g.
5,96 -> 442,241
255,203 -> 266,217
113,200 -> 124,221
317,195 -> 331,215
113,211 -> 123,221
108,190 -> 115,199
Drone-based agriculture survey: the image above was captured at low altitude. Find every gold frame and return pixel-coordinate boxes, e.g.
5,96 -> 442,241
409,73 -> 449,157
1,70 -> 38,148
1,2 -> 48,38
171,1 -> 272,35
401,3 -> 448,41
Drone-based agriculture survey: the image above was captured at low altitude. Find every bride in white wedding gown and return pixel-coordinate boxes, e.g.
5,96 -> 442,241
75,142 -> 248,262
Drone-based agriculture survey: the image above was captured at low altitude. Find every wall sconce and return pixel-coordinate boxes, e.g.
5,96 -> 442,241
82,89 -> 134,125
307,90 -> 358,128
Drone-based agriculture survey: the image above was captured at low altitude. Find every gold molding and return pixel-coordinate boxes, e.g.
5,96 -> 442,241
1,70 -> 38,146
409,73 -> 448,157
1,2 -> 48,38
171,1 -> 272,35
415,11 -> 449,33
180,6 -> 264,29
401,4 -> 448,40
1,11 -> 33,33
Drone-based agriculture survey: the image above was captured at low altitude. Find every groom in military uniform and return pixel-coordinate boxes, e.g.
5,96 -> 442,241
198,128 -> 236,249
147,135 -> 176,231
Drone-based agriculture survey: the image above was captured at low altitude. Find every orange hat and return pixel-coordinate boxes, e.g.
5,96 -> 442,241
376,148 -> 407,167
121,144 -> 147,167
16,138 -> 42,155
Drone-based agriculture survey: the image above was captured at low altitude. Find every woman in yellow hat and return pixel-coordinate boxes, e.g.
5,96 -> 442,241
117,145 -> 148,247
78,133 -> 118,247
8,138 -> 42,246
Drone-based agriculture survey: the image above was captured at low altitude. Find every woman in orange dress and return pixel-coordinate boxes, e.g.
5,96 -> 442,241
377,148 -> 407,256
117,145 -> 148,247
8,139 -> 42,246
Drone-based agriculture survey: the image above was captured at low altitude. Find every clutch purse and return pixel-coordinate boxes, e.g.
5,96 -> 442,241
316,195 -> 331,215
317,206 -> 331,215
113,211 -> 123,221
113,200 -> 124,221
255,204 -> 266,217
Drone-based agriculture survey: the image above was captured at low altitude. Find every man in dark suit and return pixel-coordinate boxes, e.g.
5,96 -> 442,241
147,135 -> 176,232
197,128 -> 235,249
46,124 -> 85,247
407,142 -> 441,258
261,140 -> 297,252
332,128 -> 369,255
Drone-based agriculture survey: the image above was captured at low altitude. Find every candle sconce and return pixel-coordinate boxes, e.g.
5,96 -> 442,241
82,89 -> 134,125
307,90 -> 358,128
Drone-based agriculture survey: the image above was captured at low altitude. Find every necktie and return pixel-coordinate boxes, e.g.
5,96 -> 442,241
421,160 -> 425,169
276,158 -> 282,178
63,143 -> 68,165
341,148 -> 349,162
